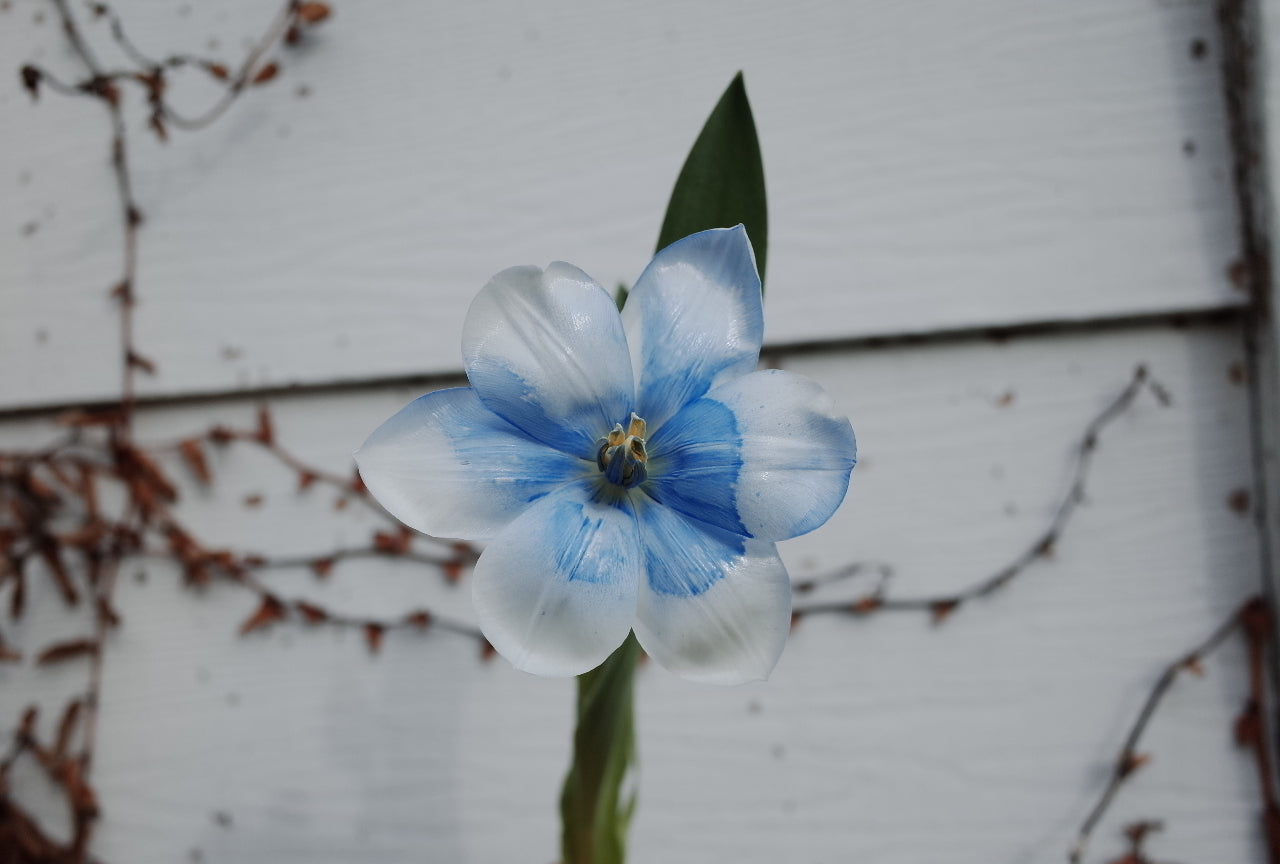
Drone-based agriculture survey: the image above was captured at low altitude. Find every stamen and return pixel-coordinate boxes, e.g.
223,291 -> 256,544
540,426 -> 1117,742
595,414 -> 648,488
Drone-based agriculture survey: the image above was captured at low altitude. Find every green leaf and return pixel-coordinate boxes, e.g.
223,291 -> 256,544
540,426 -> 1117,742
560,633 -> 641,864
656,71 -> 768,287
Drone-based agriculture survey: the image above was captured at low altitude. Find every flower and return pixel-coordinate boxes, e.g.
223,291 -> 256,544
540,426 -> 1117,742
355,227 -> 856,684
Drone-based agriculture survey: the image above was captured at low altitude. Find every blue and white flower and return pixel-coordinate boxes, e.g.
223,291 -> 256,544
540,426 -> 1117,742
356,227 -> 856,684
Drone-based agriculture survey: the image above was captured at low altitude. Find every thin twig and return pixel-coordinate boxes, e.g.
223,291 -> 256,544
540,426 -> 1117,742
230,554 -> 486,645
793,366 -> 1168,624
150,418 -> 392,519
48,0 -> 141,419
247,546 -> 463,571
160,0 -> 298,132
1067,597 -> 1258,863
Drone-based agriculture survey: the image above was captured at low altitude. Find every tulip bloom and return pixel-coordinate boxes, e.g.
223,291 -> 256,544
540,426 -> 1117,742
357,227 -> 855,683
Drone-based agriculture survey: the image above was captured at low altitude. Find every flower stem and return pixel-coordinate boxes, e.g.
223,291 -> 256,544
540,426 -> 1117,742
560,632 -> 640,864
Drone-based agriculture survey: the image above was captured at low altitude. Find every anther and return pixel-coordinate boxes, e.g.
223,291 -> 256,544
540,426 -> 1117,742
596,414 -> 648,488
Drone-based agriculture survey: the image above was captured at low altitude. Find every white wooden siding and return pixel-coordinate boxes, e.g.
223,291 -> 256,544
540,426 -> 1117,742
2,322 -> 1262,863
1,0 -> 1244,408
0,1 -> 1270,862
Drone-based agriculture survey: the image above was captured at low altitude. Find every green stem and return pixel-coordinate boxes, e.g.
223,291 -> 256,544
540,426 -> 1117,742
560,632 -> 641,864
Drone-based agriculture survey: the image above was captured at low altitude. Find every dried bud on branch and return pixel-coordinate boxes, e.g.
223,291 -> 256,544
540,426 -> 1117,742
251,62 -> 280,86
256,406 -> 275,445
405,610 -> 432,628
295,601 -> 328,624
296,2 -> 331,24
54,700 -> 82,758
20,64 -> 41,99
240,595 -> 286,635
36,639 -> 100,666
179,439 -> 212,485
930,599 -> 959,624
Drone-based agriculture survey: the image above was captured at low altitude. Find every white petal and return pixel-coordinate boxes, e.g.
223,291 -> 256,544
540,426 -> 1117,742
622,226 -> 763,430
646,369 -> 856,541
632,499 -> 791,684
355,388 -> 588,540
463,262 -> 634,456
472,481 -> 640,677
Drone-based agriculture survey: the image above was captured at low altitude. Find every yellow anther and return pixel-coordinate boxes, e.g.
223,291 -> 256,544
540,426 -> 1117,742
627,413 -> 647,439
596,414 -> 649,488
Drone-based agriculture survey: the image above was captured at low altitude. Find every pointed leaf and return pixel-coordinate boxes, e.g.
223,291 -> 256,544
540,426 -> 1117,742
657,72 -> 768,286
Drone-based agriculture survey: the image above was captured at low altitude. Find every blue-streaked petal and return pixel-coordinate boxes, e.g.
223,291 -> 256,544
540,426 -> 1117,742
642,396 -> 747,535
622,226 -> 763,429
472,480 -> 640,677
463,263 -> 634,456
632,500 -> 791,684
647,369 -> 856,541
355,388 -> 588,540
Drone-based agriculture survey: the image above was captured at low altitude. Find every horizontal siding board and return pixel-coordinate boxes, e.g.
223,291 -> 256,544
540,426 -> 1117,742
0,320 -> 1262,862
0,0 -> 1246,409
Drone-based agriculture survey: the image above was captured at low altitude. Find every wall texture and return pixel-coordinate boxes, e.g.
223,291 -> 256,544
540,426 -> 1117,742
0,2 -> 1269,863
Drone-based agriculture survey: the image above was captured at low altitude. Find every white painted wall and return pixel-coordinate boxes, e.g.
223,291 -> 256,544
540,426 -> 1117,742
0,1 -> 1267,862
2,0 -> 1243,407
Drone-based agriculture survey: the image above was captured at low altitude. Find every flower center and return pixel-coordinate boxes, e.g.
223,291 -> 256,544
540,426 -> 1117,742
596,413 -> 648,488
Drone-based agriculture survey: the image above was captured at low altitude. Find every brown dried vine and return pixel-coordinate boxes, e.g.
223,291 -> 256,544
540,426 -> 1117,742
1068,596 -> 1277,864
1,3 -> 486,860
1098,820 -> 1179,864
786,366 -> 1277,861
791,364 -> 1170,624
